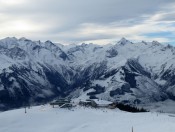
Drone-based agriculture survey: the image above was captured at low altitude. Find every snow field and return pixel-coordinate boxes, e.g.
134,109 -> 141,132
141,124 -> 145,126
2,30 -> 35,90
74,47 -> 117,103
0,105 -> 175,132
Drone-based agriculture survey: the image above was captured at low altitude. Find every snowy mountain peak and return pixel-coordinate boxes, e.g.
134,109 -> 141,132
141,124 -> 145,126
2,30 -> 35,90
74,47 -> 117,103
152,40 -> 161,46
118,37 -> 132,45
141,41 -> 148,45
45,40 -> 53,44
19,37 -> 30,41
166,44 -> 173,49
81,43 -> 88,46
2,37 -> 18,41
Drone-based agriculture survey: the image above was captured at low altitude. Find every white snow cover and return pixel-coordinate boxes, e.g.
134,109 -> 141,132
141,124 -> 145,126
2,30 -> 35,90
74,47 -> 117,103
0,105 -> 175,132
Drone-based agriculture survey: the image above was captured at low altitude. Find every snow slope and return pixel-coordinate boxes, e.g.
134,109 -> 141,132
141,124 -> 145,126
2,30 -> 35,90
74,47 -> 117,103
0,105 -> 175,132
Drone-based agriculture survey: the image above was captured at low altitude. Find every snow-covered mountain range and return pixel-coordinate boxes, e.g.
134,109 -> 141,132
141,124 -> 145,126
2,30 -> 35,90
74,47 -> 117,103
0,37 -> 175,110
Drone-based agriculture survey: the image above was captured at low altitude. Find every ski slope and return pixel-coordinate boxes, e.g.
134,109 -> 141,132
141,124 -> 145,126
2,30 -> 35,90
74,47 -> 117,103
0,105 -> 175,132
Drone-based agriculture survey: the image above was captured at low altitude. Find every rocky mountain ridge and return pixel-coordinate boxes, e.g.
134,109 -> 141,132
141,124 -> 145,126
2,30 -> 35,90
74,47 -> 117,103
0,37 -> 175,110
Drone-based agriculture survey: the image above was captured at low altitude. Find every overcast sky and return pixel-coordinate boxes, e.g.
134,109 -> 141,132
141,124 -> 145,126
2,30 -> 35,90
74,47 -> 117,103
0,0 -> 175,44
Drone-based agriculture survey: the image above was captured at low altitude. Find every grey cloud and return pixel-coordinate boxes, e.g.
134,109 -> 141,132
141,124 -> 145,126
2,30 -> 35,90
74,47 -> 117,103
158,12 -> 175,22
0,0 -> 175,43
3,0 -> 174,22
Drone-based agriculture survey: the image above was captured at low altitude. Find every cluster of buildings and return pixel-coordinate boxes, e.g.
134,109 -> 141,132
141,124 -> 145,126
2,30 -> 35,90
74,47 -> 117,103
50,98 -> 117,109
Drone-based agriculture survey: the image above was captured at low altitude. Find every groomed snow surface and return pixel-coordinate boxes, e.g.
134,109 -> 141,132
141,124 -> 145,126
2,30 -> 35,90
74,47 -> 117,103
0,105 -> 175,132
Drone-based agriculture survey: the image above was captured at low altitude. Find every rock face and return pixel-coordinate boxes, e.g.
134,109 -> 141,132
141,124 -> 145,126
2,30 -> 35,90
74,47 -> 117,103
0,37 -> 175,109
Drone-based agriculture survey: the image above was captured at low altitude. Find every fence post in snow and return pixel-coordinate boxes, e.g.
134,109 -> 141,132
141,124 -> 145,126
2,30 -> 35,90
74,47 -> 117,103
25,107 -> 27,113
